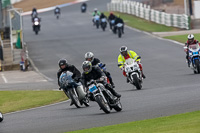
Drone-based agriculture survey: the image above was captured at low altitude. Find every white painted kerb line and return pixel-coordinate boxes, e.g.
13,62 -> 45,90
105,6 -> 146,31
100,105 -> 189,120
1,74 -> 8,83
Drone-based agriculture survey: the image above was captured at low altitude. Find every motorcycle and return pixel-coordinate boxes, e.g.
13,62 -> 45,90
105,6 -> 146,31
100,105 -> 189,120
110,19 -> 115,30
93,15 -> 100,29
59,71 -> 89,108
81,5 -> 86,13
87,79 -> 122,114
116,23 -> 123,38
184,43 -> 200,74
33,20 -> 40,35
0,111 -> 3,122
123,57 -> 142,90
100,18 -> 107,31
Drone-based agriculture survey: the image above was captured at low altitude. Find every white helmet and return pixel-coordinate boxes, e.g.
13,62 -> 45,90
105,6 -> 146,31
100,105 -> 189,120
85,52 -> 94,61
120,46 -> 128,53
188,34 -> 194,40
94,8 -> 98,11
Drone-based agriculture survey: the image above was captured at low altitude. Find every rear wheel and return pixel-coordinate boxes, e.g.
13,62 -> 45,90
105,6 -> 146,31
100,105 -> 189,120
132,74 -> 142,90
68,89 -> 81,108
95,95 -> 110,114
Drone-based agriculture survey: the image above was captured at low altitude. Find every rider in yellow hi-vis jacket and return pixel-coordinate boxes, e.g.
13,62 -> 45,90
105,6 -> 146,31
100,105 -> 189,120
118,46 -> 146,82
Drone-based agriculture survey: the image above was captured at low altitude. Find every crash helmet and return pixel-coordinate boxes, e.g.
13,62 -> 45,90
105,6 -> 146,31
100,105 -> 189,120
58,59 -> 68,69
85,52 -> 94,62
82,61 -> 92,74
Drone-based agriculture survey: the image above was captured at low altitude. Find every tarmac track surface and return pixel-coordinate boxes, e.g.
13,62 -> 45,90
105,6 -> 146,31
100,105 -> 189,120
1,0 -> 200,133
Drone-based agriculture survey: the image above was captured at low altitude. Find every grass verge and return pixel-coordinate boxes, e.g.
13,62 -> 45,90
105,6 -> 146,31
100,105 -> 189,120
164,33 -> 200,43
0,90 -> 67,113
104,12 -> 180,32
67,110 -> 200,133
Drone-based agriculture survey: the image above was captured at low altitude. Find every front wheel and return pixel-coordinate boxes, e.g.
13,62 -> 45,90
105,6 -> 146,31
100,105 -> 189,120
113,99 -> 122,112
194,59 -> 200,73
68,89 -> 81,108
0,112 -> 3,122
118,28 -> 122,38
95,95 -> 111,114
132,74 -> 142,90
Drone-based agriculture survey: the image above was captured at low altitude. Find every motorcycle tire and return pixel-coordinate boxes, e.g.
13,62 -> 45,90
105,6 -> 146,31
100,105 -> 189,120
195,59 -> 200,73
132,74 -> 142,90
95,95 -> 111,114
118,28 -> 121,38
113,99 -> 122,112
68,89 -> 81,108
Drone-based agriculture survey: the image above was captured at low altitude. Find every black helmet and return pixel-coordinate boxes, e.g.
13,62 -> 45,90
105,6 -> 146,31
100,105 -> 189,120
82,61 -> 92,74
58,59 -> 68,69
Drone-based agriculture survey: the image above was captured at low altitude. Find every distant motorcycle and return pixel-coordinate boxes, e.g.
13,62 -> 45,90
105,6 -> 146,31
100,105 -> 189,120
59,71 -> 89,108
184,43 -> 200,74
110,19 -> 115,30
0,111 -> 3,122
93,15 -> 100,29
87,79 -> 122,114
100,18 -> 107,31
122,57 -> 143,90
81,5 -> 86,13
33,18 -> 40,35
116,23 -> 123,38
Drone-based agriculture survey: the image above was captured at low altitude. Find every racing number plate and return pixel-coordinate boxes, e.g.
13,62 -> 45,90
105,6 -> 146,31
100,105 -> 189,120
89,84 -> 98,93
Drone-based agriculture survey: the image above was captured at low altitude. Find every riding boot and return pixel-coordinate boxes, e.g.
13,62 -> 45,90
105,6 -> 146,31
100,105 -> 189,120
106,84 -> 121,98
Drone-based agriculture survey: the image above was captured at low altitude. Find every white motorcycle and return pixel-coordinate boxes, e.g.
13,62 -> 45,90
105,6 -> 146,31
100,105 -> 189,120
124,58 -> 142,90
0,111 -> 3,122
184,43 -> 200,74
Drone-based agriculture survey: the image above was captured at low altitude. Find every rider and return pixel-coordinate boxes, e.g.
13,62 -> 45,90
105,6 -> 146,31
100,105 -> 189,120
31,8 -> 38,21
184,34 -> 200,67
85,52 -> 115,88
108,12 -> 116,29
92,8 -> 101,25
114,15 -> 124,34
82,61 -> 121,98
118,46 -> 146,82
57,59 -> 84,106
54,6 -> 61,15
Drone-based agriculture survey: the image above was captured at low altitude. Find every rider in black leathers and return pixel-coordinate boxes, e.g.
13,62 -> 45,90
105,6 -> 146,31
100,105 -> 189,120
113,16 -> 124,34
85,52 -> 115,88
82,61 -> 121,98
108,12 -> 116,29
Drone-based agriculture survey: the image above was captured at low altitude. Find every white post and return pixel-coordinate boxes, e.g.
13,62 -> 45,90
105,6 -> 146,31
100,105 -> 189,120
184,0 -> 188,15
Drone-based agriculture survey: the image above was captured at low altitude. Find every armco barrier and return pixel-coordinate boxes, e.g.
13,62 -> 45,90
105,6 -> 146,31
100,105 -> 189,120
108,0 -> 190,30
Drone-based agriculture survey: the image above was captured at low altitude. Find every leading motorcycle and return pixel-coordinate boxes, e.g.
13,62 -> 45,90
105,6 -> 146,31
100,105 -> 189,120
87,79 -> 122,114
184,43 -> 200,74
33,19 -> 40,35
59,71 -> 89,108
123,57 -> 142,90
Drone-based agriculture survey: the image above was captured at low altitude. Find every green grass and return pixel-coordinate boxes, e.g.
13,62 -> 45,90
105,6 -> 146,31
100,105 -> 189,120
0,90 -> 68,113
164,33 -> 200,43
67,110 -> 200,133
104,12 -> 180,32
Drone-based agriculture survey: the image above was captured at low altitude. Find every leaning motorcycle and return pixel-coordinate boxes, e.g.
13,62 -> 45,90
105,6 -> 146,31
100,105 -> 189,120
59,71 -> 89,108
93,15 -> 100,29
100,18 -> 107,31
0,111 -> 3,122
87,79 -> 122,114
123,58 -> 142,90
184,43 -> 200,74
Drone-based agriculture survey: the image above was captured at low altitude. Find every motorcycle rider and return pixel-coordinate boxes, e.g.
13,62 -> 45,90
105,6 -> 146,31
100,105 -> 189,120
57,59 -> 85,106
108,12 -> 116,29
85,52 -> 115,88
92,8 -> 101,25
31,8 -> 38,21
81,2 -> 87,12
113,15 -> 124,34
184,34 -> 200,67
54,6 -> 61,15
118,46 -> 146,82
82,61 -> 121,99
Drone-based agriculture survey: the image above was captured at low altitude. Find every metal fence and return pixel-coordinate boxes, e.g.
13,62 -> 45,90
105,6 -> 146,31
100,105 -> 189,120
107,0 -> 190,29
